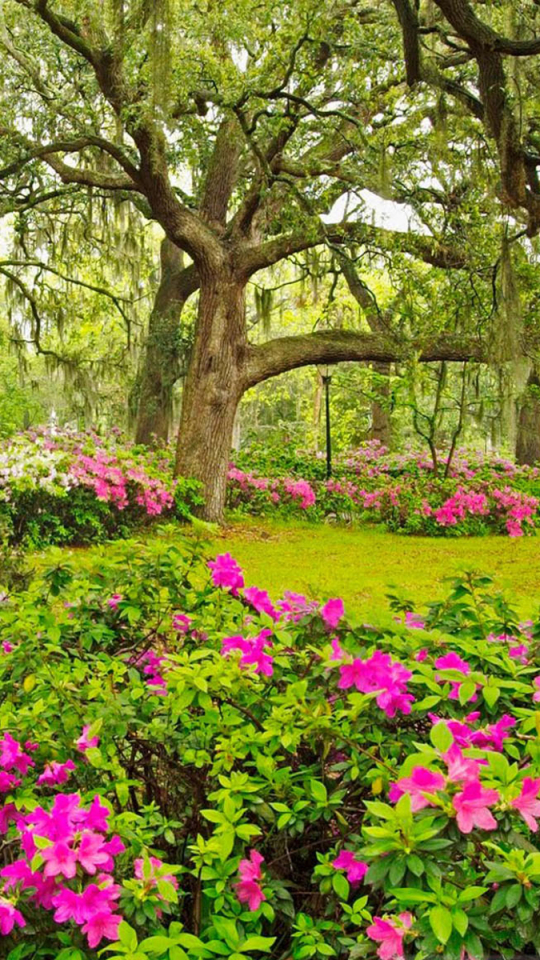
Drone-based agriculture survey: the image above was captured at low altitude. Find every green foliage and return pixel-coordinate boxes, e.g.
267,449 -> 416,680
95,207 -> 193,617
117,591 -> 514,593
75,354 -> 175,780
2,542 -> 540,958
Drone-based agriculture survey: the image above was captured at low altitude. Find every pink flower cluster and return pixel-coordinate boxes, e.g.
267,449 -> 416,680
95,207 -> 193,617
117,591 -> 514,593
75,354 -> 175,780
69,451 -> 174,517
0,791 -> 124,947
234,849 -> 266,911
367,912 -> 414,960
338,651 -> 414,718
388,741 -> 540,835
221,629 -> 274,676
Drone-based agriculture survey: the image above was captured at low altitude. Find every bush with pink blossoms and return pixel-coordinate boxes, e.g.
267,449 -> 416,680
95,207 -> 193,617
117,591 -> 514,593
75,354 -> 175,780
0,428 -> 201,547
228,441 -> 540,536
2,538 -> 540,958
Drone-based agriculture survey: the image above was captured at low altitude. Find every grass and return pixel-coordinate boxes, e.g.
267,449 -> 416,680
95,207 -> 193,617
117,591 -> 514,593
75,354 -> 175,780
210,518 -> 540,618
28,518 -> 540,620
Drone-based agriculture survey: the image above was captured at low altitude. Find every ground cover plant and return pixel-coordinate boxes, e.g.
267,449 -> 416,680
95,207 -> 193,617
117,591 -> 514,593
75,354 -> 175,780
228,441 -> 540,537
0,429 -> 201,547
1,535 -> 540,958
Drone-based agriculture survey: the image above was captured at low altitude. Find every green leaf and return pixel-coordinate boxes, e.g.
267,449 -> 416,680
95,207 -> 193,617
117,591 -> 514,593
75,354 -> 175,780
452,908 -> 469,936
241,937 -> 277,952
505,883 -> 522,908
430,722 -> 453,753
310,780 -> 328,804
458,681 -> 477,706
332,872 -> 349,900
118,923 -> 138,951
429,905 -> 453,944
156,879 -> 178,903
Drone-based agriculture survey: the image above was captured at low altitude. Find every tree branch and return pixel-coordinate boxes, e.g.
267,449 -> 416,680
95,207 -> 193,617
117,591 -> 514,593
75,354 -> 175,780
243,329 -> 485,388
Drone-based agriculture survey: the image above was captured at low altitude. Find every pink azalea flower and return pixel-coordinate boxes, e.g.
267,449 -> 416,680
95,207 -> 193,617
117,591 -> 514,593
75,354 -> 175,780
37,759 -> 76,786
415,648 -> 428,662
453,782 -> 499,833
208,553 -> 245,594
77,830 -> 110,874
332,850 -> 368,884
0,897 -> 26,935
442,745 -> 481,784
390,766 -> 445,811
533,676 -> 540,703
404,612 -> 425,630
42,841 -> 78,878
2,641 -> 13,654
76,725 -> 100,753
330,637 -> 346,661
172,613 -> 192,633
338,651 -> 414,718
234,849 -> 266,911
107,594 -> 123,610
435,652 -> 476,701
243,587 -> 278,621
511,777 -> 540,831
321,598 -> 345,629
81,910 -> 121,948
366,912 -> 414,960
221,630 -> 274,676
134,856 -> 178,891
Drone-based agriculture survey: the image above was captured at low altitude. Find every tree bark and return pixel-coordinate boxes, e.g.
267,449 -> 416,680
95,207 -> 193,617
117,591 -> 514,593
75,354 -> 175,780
134,240 -> 198,445
174,267 -> 247,521
370,361 -> 392,447
517,370 -> 540,466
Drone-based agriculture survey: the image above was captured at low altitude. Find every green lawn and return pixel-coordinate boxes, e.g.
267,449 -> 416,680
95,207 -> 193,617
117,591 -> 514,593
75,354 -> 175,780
211,519 -> 540,618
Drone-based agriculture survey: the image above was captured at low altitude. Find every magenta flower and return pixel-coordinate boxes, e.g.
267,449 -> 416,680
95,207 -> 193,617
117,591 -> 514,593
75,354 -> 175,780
234,849 -> 266,911
366,912 -> 414,960
76,725 -> 100,753
42,841 -> 78,878
221,630 -> 273,676
330,637 -> 346,661
81,910 -> 121,948
321,598 -> 345,630
511,777 -> 540,831
107,594 -> 123,610
435,652 -> 476,701
533,676 -> 540,703
332,849 -> 368,884
390,766 -> 445,811
134,855 -> 178,892
442,745 -> 481,784
243,586 -> 278,621
77,830 -> 111,874
415,648 -> 428,662
172,613 -> 192,633
338,651 -> 414,718
37,759 -> 76,787
208,553 -> 245,594
0,897 -> 26,935
453,782 -> 499,833
404,611 -> 425,630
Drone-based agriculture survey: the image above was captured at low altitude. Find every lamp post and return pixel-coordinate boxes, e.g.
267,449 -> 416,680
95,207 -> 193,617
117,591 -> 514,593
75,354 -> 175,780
317,364 -> 333,479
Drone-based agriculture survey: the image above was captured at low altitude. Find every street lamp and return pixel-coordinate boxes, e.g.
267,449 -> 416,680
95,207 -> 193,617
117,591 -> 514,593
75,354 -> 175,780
317,364 -> 334,479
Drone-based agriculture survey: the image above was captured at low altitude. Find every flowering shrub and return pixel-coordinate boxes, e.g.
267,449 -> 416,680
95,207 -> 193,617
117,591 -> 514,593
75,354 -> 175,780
0,428 -> 201,546
228,442 -> 540,536
1,536 -> 540,957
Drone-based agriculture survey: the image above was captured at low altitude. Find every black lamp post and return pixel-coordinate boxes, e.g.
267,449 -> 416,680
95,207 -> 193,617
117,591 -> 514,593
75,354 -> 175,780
317,364 -> 333,479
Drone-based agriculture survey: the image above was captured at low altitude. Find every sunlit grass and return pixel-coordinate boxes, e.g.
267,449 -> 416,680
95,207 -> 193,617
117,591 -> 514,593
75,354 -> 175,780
211,518 -> 540,618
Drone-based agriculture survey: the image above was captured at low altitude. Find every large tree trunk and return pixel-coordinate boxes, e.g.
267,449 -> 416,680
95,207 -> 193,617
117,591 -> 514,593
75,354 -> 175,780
370,361 -> 392,447
134,239 -> 197,445
174,269 -> 247,521
517,370 -> 540,465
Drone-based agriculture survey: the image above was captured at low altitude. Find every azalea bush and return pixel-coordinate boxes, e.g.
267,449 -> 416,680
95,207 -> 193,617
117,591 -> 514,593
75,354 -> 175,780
1,534 -> 540,957
0,429 -> 201,546
228,441 -> 540,536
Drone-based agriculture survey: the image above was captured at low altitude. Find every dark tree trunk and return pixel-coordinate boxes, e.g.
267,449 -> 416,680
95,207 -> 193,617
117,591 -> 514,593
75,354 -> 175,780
134,239 -> 198,445
370,361 -> 392,447
517,370 -> 540,465
174,269 -> 247,521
